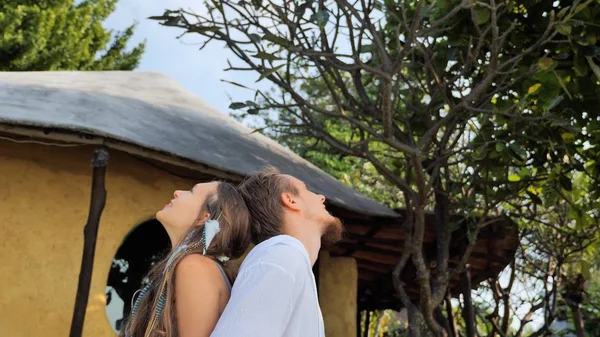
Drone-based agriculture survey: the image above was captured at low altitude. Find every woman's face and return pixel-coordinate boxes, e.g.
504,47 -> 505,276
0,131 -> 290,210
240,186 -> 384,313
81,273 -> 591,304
156,182 -> 219,231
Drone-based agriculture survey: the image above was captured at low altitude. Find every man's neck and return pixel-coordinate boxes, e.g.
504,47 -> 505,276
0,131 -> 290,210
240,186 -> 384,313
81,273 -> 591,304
283,221 -> 322,266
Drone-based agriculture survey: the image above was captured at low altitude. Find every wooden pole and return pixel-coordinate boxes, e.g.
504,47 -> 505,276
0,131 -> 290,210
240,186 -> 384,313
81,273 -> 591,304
362,311 -> 370,337
460,265 -> 476,337
445,291 -> 459,337
69,147 -> 109,337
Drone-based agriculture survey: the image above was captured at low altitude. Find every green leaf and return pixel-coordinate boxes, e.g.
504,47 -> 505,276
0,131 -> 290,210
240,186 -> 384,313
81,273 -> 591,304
508,174 -> 521,182
473,7 -> 490,25
252,51 -> 283,62
495,142 -> 505,152
528,83 -> 542,94
557,7 -> 570,19
545,95 -> 564,112
148,15 -> 173,21
574,2 -> 592,16
220,80 -> 251,90
262,33 -> 292,47
506,0 -> 515,12
249,34 -> 261,43
555,22 -> 572,35
161,16 -> 183,27
508,143 -> 526,162
574,54 -> 588,76
562,132 -> 576,143
586,56 -> 600,82
310,10 -> 330,27
247,108 -> 260,115
518,168 -> 531,178
586,33 -> 597,45
554,53 -> 570,60
187,26 -> 220,33
257,64 -> 285,82
537,58 -> 555,71
472,146 -> 488,160
229,102 -> 247,109
359,44 -> 374,53
581,261 -> 591,280
148,11 -> 179,21
575,33 -> 597,46
571,19 -> 585,27
553,70 -> 572,99
542,186 -> 559,207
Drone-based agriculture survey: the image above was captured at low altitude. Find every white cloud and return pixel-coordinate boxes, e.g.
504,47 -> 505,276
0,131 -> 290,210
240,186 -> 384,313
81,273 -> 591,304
104,0 -> 268,113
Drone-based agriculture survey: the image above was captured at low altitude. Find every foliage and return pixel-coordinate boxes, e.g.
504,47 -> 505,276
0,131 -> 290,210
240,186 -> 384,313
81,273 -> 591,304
0,0 -> 145,71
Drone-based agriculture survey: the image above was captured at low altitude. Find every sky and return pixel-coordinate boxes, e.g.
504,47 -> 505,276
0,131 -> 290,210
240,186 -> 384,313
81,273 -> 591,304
103,0 -> 269,114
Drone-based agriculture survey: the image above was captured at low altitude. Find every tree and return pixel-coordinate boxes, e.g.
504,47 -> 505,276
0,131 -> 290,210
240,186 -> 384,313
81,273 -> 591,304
0,0 -> 145,71
472,170 -> 600,337
151,0 -> 600,336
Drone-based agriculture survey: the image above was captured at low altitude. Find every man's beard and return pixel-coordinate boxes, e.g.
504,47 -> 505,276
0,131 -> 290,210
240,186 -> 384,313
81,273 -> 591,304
321,216 -> 345,248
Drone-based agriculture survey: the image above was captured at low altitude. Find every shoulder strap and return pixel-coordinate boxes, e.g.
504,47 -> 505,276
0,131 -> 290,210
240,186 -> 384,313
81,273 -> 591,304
214,262 -> 232,292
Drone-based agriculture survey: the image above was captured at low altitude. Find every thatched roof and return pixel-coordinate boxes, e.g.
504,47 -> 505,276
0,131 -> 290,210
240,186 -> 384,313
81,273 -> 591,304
0,71 -> 396,217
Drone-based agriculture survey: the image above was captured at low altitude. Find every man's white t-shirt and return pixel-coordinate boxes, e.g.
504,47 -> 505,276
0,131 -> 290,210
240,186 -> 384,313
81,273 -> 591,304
210,235 -> 325,337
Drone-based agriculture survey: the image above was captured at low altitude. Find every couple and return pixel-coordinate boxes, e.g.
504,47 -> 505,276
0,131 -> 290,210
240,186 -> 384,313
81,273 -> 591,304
120,166 -> 344,337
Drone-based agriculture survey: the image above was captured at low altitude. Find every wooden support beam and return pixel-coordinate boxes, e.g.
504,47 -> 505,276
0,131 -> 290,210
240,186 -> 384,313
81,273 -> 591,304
352,250 -> 399,265
343,224 -> 385,256
69,148 -> 109,337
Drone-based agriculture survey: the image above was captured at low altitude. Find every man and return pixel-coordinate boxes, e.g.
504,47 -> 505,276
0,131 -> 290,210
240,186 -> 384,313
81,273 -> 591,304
210,166 -> 344,337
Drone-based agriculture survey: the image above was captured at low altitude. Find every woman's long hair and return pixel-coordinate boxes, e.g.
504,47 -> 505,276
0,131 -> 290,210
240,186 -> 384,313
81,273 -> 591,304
119,182 -> 251,337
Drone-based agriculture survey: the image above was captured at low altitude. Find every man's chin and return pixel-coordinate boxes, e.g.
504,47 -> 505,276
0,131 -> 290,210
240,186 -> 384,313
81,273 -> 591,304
321,216 -> 345,248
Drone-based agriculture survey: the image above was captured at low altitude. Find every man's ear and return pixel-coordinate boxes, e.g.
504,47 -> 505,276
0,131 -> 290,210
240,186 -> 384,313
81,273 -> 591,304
281,192 -> 301,211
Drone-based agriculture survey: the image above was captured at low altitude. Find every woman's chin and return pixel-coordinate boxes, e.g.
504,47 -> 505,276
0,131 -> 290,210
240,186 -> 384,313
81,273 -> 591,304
155,208 -> 168,223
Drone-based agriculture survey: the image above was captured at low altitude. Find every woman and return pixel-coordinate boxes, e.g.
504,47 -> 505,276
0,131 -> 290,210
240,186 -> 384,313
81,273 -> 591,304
120,181 -> 251,337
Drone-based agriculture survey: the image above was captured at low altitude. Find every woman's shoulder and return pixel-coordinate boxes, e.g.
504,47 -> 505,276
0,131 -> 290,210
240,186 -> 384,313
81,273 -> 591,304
177,253 -> 216,268
175,254 -> 225,288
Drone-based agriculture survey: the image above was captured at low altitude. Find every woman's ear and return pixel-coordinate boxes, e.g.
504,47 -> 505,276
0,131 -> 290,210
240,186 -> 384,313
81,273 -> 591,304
196,212 -> 211,226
